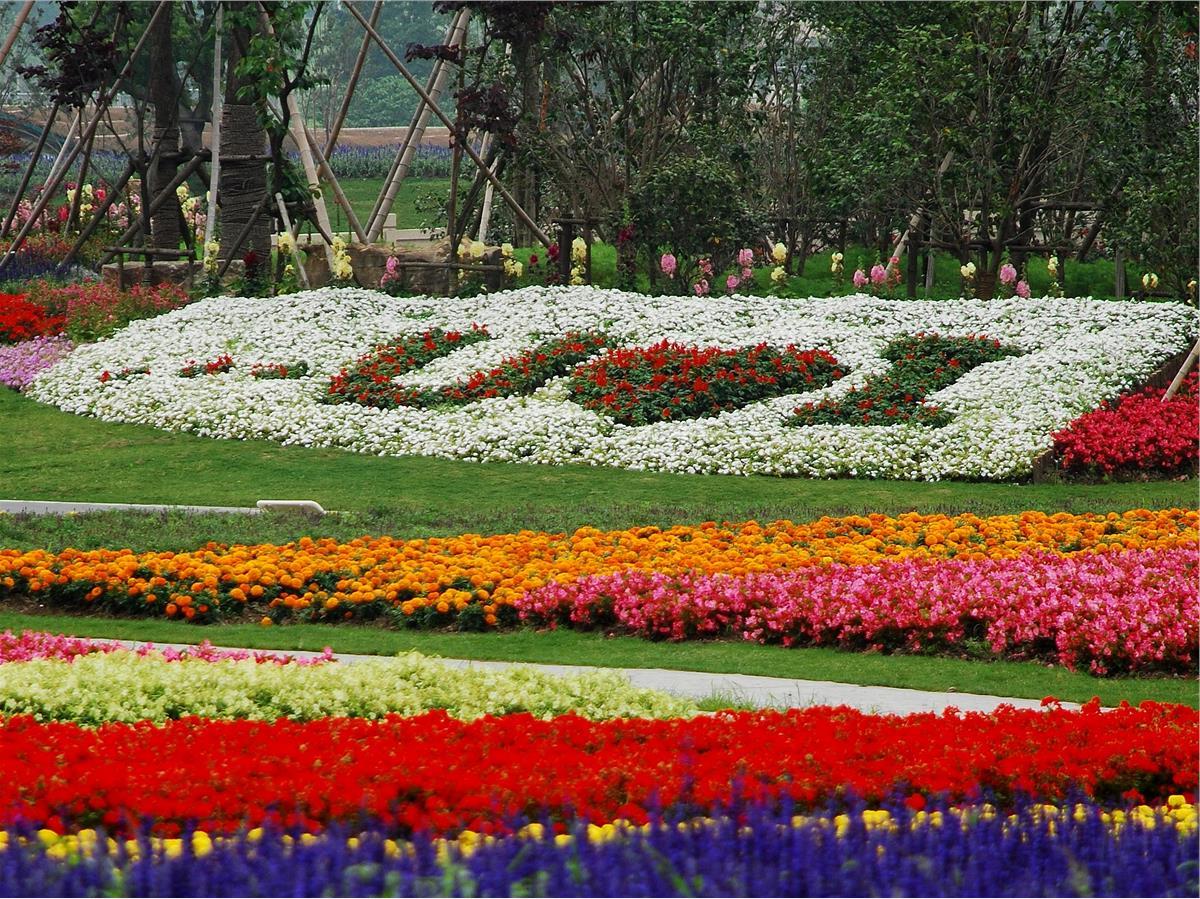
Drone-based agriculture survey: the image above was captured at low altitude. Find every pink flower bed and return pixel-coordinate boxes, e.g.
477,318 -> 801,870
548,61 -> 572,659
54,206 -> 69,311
517,546 -> 1198,674
0,630 -> 335,665
0,334 -> 73,389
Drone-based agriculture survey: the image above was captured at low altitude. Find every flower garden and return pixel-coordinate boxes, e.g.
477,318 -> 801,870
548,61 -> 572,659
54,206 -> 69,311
1,2 -> 1198,893
16,286 -> 1196,480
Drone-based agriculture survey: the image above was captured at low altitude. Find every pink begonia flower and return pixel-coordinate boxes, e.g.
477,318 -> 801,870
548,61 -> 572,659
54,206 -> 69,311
741,267 -> 753,281
660,253 -> 677,277
888,256 -> 900,266
726,274 -> 740,293
699,258 -> 714,276
1015,279 -> 1031,298
870,264 -> 887,285
514,545 -> 1196,675
385,256 -> 399,274
693,279 -> 710,296
737,248 -> 754,268
852,269 -> 869,288
999,263 -> 1018,285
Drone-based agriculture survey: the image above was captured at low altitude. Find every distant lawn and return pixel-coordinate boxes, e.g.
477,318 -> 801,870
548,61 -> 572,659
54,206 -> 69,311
314,177 -> 449,235
1,390 -> 1195,549
0,610 -> 1191,709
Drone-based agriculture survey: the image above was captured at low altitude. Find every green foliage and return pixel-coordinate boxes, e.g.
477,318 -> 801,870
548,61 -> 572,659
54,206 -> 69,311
631,154 -> 758,284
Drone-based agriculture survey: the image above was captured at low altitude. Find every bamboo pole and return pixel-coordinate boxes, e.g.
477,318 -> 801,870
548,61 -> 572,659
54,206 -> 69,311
0,100 -> 59,239
274,192 -> 310,288
1163,339 -> 1200,401
98,154 -> 206,266
256,2 -> 335,268
322,0 -> 382,157
0,0 -> 33,71
199,2 -> 223,250
344,2 -> 550,247
475,132 -> 497,242
42,107 -> 81,193
57,160 -> 136,271
366,7 -> 469,241
303,122 -> 367,243
0,0 -> 172,271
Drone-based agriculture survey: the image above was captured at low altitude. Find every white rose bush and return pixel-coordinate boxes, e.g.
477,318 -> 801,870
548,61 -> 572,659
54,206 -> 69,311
28,286 -> 1195,480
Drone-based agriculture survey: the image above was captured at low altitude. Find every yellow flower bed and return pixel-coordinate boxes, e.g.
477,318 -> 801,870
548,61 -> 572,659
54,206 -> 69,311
0,508 -> 1194,626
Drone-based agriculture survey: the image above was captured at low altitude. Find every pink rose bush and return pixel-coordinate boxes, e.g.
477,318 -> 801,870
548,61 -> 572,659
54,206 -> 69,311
517,546 -> 1197,674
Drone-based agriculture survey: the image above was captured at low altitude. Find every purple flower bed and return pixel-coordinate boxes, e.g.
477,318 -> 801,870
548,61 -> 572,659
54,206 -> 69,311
0,335 -> 73,390
0,799 -> 1191,897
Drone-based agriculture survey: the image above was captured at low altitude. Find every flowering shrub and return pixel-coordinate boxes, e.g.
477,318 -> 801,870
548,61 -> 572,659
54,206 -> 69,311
0,335 -> 73,389
0,650 -> 693,724
249,361 -> 309,380
0,509 -> 1192,626
2,799 -> 1195,897
790,334 -> 1021,427
0,294 -> 63,343
0,702 -> 1191,834
30,288 -> 1195,479
21,280 -> 192,343
1052,372 -> 1199,477
179,354 -> 234,378
326,326 -> 491,406
517,545 -> 1197,674
567,342 -> 844,424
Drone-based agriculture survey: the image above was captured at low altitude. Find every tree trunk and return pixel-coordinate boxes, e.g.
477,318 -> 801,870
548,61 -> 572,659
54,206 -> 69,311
217,8 -> 270,263
148,4 -> 183,251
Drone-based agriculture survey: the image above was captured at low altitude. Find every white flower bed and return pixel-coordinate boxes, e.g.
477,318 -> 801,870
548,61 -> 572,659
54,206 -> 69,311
29,287 -> 1196,480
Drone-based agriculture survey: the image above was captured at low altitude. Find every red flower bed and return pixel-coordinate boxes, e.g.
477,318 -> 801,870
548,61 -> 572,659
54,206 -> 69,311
0,703 -> 1192,835
0,294 -> 64,343
1053,372 -> 1199,476
568,341 -> 844,424
22,281 -> 191,342
325,326 -> 490,407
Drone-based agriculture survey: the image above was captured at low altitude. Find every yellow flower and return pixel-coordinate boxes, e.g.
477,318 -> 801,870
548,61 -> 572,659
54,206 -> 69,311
501,243 -> 514,258
571,236 -> 587,263
277,232 -> 294,255
770,265 -> 787,284
175,184 -> 189,201
771,242 -> 787,264
470,241 -> 486,260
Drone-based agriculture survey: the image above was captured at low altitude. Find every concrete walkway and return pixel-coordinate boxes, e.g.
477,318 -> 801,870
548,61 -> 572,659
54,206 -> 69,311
0,499 -> 327,517
114,639 -> 1080,716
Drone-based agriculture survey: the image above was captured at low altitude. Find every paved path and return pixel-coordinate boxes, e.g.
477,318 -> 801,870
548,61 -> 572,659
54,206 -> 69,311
0,499 -> 327,517
114,639 -> 1080,716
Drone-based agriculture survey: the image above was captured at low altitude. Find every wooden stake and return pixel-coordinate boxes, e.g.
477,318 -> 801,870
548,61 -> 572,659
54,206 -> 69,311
0,0 -> 33,71
322,0 -> 382,157
344,2 -> 550,247
274,192 -> 311,288
99,154 -> 206,266
1163,339 -> 1200,401
255,2 -> 336,269
366,7 -> 469,241
0,0 -> 172,271
0,100 -> 59,239
199,2 -> 223,250
303,122 -> 367,243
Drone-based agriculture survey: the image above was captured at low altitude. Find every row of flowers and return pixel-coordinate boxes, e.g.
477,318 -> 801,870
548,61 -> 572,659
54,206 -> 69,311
1,509 -> 1192,629
0,630 -> 330,665
1052,371 -> 1199,477
0,282 -> 191,347
0,701 -> 1191,836
516,545 -> 1197,674
0,643 -> 693,724
26,287 -> 1196,480
2,799 -> 1194,897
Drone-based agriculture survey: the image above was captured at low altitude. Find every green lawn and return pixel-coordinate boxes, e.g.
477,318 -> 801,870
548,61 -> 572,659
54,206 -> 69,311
317,177 -> 449,234
0,611 -> 1191,708
2,390 -> 1195,549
